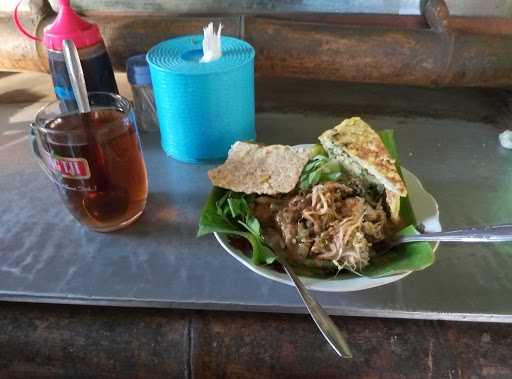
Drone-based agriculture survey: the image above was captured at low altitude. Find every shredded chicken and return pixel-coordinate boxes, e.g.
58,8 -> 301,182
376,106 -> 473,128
267,181 -> 390,271
274,194 -> 311,255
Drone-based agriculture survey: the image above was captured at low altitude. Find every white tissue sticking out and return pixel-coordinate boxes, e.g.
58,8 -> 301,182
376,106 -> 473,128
200,23 -> 223,63
499,130 -> 512,149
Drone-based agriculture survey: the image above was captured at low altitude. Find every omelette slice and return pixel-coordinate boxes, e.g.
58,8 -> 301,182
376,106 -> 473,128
319,117 -> 407,224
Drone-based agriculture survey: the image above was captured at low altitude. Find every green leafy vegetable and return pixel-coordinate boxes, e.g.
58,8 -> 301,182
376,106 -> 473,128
198,188 -> 275,265
299,154 -> 344,191
361,225 -> 433,277
377,129 -> 416,226
310,143 -> 328,157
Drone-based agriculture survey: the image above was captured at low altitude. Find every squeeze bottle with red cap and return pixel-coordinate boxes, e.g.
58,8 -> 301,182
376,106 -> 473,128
14,0 -> 117,101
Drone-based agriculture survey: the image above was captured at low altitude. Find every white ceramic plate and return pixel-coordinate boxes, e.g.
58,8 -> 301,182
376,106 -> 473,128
214,166 -> 440,292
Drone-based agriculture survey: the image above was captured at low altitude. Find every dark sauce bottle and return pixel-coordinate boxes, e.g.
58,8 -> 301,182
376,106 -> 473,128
48,42 -> 118,104
41,0 -> 118,103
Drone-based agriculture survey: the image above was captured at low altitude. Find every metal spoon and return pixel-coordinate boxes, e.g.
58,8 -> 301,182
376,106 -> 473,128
380,224 -> 512,253
62,39 -> 130,220
272,248 -> 352,358
62,39 -> 91,113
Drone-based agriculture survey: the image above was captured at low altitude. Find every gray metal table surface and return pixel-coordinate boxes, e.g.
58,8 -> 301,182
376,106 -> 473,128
1,92 -> 512,322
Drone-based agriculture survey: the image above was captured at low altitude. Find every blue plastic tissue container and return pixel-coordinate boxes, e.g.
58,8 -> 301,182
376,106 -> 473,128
147,35 -> 255,163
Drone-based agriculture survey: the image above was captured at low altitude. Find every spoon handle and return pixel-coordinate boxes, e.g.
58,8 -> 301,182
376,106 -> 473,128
63,39 -> 91,114
275,252 -> 352,358
400,224 -> 512,243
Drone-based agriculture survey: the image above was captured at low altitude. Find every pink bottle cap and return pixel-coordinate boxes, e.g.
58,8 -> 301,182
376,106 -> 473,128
43,0 -> 102,51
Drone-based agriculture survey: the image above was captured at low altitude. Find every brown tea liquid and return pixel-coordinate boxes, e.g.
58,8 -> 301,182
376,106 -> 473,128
45,108 -> 148,231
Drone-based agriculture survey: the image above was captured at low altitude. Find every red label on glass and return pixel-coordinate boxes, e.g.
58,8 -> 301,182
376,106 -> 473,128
52,156 -> 91,179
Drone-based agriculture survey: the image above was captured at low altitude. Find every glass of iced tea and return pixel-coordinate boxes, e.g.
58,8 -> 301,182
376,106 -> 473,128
31,92 -> 148,232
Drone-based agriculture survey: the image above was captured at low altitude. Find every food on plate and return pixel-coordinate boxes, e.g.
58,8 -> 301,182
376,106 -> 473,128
199,117 -> 412,275
318,117 -> 407,225
319,117 -> 406,196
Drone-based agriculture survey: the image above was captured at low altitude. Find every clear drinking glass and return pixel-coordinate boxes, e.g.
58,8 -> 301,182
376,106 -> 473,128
30,92 -> 148,232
